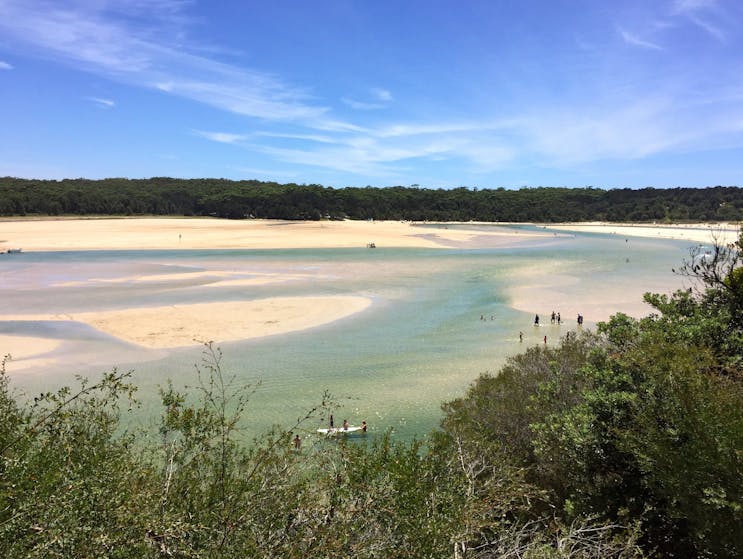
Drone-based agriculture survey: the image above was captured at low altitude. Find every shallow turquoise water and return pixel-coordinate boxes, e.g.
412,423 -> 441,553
0,225 -> 696,441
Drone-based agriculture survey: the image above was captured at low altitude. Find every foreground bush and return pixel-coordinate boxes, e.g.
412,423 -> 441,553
0,346 -> 642,558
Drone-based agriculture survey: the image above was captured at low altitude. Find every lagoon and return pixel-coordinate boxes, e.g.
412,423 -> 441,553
0,223 -> 696,441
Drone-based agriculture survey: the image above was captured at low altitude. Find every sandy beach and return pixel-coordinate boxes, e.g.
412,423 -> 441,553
547,221 -> 740,245
1,218 -> 737,371
0,216 -> 549,251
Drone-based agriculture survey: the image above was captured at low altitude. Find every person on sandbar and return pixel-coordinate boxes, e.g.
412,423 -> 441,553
342,419 -> 349,430
534,314 -> 540,326
361,420 -> 367,432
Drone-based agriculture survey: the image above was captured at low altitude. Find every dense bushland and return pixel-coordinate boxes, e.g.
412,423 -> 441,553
1,233 -> 742,557
2,177 -> 743,222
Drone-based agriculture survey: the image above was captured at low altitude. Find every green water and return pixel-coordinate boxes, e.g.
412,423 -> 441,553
0,225 -> 695,441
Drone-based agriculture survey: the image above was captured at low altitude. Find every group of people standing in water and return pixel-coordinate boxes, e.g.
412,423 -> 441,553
532,310 -> 583,327
522,310 -> 585,344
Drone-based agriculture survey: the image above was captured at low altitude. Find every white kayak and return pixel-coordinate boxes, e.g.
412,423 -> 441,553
317,426 -> 366,436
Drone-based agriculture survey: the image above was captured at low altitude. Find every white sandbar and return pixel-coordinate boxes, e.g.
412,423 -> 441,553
3,296 -> 371,349
547,222 -> 739,245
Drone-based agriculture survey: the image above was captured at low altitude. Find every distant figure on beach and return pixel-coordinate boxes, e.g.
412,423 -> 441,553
534,314 -> 540,326
577,314 -> 584,326
361,420 -> 367,432
329,415 -> 334,428
543,335 -> 547,344
480,314 -> 484,321
519,331 -> 523,342
557,312 -> 561,325
550,311 -> 556,324
293,434 -> 301,450
342,419 -> 349,431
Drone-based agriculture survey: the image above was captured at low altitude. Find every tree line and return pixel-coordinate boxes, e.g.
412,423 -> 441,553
1,233 -> 742,557
2,176 -> 743,222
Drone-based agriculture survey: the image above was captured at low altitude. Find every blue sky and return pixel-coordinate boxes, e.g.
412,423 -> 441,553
1,0 -> 742,188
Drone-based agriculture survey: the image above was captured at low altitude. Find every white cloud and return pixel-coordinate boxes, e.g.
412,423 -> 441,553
253,131 -> 339,144
86,96 -> 115,108
0,0 -> 340,125
342,87 -> 394,110
687,13 -> 725,40
341,97 -> 386,110
673,0 -> 718,13
376,122 -> 496,138
372,88 -> 392,102
250,84 -> 743,179
671,0 -> 725,40
241,118 -> 520,179
0,60 -> 13,70
192,130 -> 247,144
618,27 -> 664,50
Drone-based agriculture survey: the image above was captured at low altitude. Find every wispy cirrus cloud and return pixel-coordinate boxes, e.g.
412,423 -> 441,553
242,119 -> 519,179
672,0 -> 726,40
618,27 -> 664,50
238,83 -> 743,180
0,0 -> 339,125
86,96 -> 115,108
342,87 -> 394,110
253,131 -> 339,144
0,60 -> 13,70
192,130 -> 247,144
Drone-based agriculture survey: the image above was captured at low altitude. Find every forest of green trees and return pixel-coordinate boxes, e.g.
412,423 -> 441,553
1,230 -> 741,557
2,177 -> 743,222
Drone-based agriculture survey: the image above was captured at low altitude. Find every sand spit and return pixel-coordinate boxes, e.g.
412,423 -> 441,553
547,221 -> 740,245
1,296 -> 372,351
